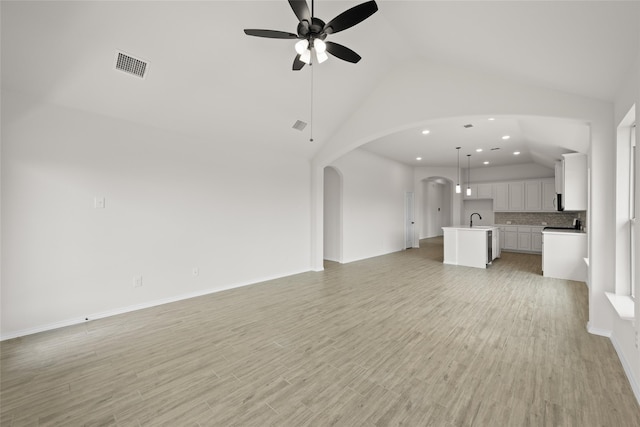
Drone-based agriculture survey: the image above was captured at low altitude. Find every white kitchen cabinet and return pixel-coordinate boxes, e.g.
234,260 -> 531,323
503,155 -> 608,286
517,226 -> 532,251
503,226 -> 518,250
524,181 -> 541,211
541,178 -> 557,211
493,183 -> 509,211
464,182 -> 493,200
508,182 -> 525,211
497,225 -> 543,254
477,183 -> 493,199
561,153 -> 587,211
527,227 -> 544,253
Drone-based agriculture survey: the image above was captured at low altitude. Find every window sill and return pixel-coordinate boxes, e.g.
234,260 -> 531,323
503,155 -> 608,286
605,292 -> 635,322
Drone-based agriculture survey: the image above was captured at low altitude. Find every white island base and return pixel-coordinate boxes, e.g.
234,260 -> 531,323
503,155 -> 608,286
442,226 -> 500,269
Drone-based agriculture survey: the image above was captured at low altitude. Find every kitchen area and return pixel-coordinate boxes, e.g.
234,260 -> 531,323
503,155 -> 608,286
443,153 -> 588,282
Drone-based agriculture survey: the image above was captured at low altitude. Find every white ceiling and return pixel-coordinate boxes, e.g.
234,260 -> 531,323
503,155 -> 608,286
2,1 -> 639,168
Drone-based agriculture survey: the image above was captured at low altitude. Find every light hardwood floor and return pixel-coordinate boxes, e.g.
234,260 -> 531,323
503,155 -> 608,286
2,237 -> 639,426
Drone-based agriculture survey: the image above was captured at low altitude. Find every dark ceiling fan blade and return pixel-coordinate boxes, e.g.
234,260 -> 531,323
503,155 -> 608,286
324,0 -> 378,34
292,54 -> 306,71
288,0 -> 311,23
325,41 -> 361,63
244,29 -> 298,39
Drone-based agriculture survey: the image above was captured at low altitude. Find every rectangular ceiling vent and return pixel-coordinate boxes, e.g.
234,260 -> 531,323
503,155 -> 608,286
114,51 -> 148,79
463,124 -> 474,128
292,120 -> 307,131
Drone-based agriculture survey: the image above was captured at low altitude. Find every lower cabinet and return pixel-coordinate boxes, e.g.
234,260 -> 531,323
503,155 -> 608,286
498,225 -> 543,254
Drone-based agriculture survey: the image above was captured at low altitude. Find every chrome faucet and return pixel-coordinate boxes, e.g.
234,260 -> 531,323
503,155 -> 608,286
470,212 -> 482,227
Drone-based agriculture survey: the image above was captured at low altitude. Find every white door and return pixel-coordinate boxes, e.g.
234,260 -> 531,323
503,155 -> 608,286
405,192 -> 415,249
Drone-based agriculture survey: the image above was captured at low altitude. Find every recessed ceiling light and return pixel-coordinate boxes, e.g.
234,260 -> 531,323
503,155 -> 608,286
502,135 -> 510,140
416,157 -> 422,160
421,130 -> 430,135
483,161 -> 490,165
513,151 -> 520,155
488,118 -> 495,121
476,148 -> 483,152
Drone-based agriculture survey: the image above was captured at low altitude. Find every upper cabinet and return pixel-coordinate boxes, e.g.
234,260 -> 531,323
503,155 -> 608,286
524,181 -> 541,211
541,178 -> 557,211
560,153 -> 587,211
493,182 -> 509,211
463,183 -> 493,200
508,181 -> 525,211
489,178 -> 556,212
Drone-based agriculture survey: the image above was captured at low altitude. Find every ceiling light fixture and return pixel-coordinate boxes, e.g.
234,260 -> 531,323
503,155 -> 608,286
484,161 -> 489,165
502,135 -> 511,140
456,147 -> 461,194
466,154 -> 472,196
514,151 -> 521,155
298,38 -> 328,65
476,148 -> 483,152
422,130 -> 430,135
416,157 -> 422,161
488,118 -> 495,121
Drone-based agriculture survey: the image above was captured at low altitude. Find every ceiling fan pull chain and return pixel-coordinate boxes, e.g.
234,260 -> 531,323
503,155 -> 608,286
310,63 -> 314,142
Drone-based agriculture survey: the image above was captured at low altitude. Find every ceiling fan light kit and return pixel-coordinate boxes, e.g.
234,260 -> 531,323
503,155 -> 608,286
244,0 -> 378,70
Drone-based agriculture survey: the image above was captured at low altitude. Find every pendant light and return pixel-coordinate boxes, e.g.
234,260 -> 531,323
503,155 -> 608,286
455,147 -> 461,194
466,154 -> 472,196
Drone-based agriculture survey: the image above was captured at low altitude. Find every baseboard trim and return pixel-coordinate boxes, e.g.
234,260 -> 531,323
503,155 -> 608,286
586,322 -> 612,337
610,333 -> 640,406
0,269 -> 309,341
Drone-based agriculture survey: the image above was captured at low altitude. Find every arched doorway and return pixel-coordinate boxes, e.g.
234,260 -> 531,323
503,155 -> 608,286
421,177 -> 453,239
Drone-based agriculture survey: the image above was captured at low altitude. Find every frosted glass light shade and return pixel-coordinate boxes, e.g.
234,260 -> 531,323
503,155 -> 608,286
300,49 -> 311,64
295,39 -> 309,55
466,187 -> 472,196
316,50 -> 328,63
314,39 -> 327,54
456,184 -> 461,194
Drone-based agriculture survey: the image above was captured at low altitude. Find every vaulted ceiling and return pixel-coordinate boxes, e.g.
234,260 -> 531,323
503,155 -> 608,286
2,1 -> 639,168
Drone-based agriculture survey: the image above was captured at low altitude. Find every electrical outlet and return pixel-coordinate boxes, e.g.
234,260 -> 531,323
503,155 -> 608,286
133,275 -> 143,288
192,267 -> 199,277
94,196 -> 106,209
541,222 -> 547,226
506,221 -> 512,225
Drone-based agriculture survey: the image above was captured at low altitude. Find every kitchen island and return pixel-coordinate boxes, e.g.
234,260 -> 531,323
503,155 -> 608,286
442,226 -> 500,269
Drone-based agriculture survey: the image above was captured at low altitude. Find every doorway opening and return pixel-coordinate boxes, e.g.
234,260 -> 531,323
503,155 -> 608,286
421,177 -> 453,239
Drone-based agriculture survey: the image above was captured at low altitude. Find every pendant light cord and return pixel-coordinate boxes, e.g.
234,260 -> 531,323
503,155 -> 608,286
310,61 -> 314,142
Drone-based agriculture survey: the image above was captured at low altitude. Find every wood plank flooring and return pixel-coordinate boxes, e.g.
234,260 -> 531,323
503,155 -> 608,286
2,237 -> 639,426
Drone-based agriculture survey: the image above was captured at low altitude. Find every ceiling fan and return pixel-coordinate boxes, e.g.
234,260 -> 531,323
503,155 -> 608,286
244,0 -> 378,70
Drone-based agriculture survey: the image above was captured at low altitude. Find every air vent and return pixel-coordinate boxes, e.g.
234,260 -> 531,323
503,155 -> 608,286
490,147 -> 501,151
114,51 -> 148,79
463,124 -> 473,128
292,120 -> 307,131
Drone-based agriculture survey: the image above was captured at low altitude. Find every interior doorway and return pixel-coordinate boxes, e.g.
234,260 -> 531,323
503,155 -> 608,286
421,177 -> 453,238
323,166 -> 342,262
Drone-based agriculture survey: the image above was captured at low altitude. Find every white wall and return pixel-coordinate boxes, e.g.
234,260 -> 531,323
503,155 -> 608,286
1,93 -> 311,338
323,166 -> 341,262
330,149 -> 414,263
462,200 -> 495,227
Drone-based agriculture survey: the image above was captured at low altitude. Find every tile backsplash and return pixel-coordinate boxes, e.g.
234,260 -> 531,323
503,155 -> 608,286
494,211 -> 586,228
